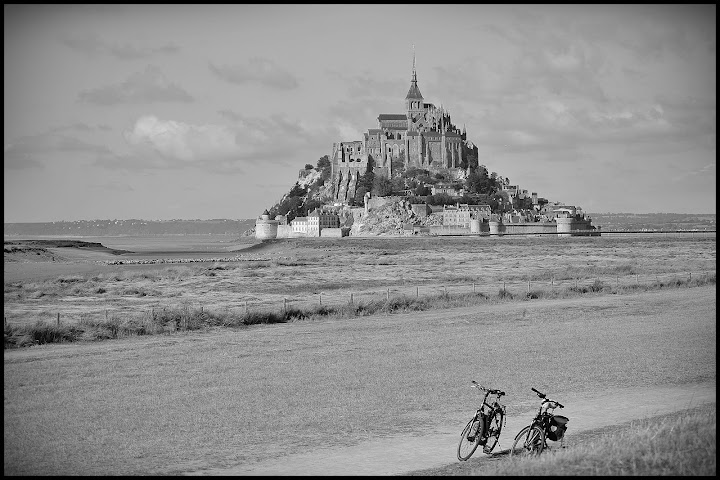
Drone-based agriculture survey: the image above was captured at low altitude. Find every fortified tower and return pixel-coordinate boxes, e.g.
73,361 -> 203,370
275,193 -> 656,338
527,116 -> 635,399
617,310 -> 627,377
255,210 -> 279,240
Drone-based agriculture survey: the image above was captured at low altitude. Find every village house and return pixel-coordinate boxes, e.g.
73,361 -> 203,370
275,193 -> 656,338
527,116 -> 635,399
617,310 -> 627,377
307,208 -> 341,237
442,203 -> 492,227
290,216 -> 309,235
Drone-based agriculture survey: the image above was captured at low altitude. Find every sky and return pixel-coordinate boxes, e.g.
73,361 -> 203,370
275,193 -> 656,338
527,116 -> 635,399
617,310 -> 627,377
3,4 -> 716,222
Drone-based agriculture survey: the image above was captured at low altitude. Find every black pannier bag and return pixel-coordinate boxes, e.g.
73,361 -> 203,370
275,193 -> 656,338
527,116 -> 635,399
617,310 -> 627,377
547,415 -> 569,441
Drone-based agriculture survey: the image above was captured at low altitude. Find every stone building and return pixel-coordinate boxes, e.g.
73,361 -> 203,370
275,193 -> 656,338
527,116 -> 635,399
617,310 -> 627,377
442,203 -> 492,227
290,216 -> 308,235
306,208 -> 341,237
331,52 -> 465,203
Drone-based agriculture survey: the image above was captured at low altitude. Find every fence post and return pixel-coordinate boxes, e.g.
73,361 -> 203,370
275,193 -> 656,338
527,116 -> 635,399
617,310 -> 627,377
473,283 -> 476,293
636,274 -> 639,285
57,312 -> 60,326
319,293 -> 322,306
527,280 -> 530,294
503,281 -> 506,291
245,301 -> 248,313
416,286 -> 419,298
689,272 -> 691,283
283,298 -> 287,313
387,288 -> 390,301
350,293 -> 353,304
105,309 -> 108,320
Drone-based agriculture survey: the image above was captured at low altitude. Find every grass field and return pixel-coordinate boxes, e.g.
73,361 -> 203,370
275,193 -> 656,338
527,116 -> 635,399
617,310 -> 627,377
3,234 -> 716,475
406,403 -> 716,476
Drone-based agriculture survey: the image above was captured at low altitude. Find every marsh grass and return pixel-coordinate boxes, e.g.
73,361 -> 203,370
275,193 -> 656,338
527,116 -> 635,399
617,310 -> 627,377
4,273 -> 715,348
468,404 -> 716,476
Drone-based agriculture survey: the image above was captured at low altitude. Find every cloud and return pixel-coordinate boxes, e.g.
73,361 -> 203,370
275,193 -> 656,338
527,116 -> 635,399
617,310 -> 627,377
4,132 -> 112,170
78,65 -> 194,105
49,122 -> 113,133
4,153 -> 44,170
60,32 -> 179,59
123,115 -> 241,163
209,58 -> 299,90
104,112 -> 334,173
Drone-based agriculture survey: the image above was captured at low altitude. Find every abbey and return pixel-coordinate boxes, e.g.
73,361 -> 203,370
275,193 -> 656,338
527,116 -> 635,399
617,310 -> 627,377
331,55 -> 466,203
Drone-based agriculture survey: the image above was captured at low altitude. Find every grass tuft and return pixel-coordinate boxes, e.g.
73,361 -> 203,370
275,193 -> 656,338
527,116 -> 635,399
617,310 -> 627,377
469,404 -> 716,476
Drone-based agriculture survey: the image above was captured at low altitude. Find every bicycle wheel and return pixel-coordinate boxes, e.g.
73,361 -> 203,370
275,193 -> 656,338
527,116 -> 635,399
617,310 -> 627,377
482,409 -> 504,454
457,415 -> 484,461
509,425 -> 545,457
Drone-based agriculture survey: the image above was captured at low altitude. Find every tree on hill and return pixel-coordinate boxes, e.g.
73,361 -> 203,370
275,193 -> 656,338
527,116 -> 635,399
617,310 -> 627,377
353,156 -> 375,205
426,193 -> 456,206
465,164 -> 499,195
288,182 -> 307,198
316,155 -> 331,183
460,142 -> 479,170
372,175 -> 394,197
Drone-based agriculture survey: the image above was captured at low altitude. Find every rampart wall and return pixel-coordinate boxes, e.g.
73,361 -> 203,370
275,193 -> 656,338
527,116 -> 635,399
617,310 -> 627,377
502,223 -> 558,235
320,227 -> 349,237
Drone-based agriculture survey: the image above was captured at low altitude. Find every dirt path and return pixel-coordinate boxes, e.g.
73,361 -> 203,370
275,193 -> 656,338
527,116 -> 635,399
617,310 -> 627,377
185,382 -> 715,476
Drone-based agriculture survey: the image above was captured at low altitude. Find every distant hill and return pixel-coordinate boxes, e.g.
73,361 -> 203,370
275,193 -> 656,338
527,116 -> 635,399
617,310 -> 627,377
3,219 -> 257,237
587,213 -> 716,232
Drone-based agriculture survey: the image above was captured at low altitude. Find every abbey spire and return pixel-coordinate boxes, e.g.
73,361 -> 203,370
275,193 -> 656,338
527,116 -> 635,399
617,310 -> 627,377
405,45 -> 423,101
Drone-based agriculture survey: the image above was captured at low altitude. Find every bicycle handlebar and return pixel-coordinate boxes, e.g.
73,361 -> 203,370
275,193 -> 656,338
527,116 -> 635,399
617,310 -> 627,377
532,387 -> 564,408
470,381 -> 505,396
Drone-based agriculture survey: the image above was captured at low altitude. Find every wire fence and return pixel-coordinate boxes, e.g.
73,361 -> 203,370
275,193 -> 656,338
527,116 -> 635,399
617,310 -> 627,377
8,270 -> 714,328
244,270 -> 717,314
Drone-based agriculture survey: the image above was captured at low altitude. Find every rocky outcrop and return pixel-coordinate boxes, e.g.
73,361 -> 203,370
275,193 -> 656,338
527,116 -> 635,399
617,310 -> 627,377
350,197 -> 434,236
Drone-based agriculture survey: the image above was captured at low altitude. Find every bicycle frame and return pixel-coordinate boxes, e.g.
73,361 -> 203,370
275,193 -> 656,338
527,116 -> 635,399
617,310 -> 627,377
529,403 -> 564,447
458,381 -> 507,461
478,390 -> 506,435
510,387 -> 568,456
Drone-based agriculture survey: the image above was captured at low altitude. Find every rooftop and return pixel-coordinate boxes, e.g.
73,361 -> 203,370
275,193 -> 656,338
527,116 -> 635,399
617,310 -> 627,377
378,114 -> 407,120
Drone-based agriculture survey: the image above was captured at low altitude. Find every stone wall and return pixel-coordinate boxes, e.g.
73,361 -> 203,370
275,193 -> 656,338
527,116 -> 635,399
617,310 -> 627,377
502,223 -> 558,235
320,227 -> 349,237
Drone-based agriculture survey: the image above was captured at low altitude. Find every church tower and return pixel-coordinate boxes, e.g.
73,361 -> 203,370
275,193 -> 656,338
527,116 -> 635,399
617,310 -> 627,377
405,46 -> 425,168
405,46 -> 424,127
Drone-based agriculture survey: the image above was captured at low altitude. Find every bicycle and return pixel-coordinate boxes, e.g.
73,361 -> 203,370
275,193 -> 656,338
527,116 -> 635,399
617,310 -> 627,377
509,387 -> 569,457
457,380 -> 506,461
